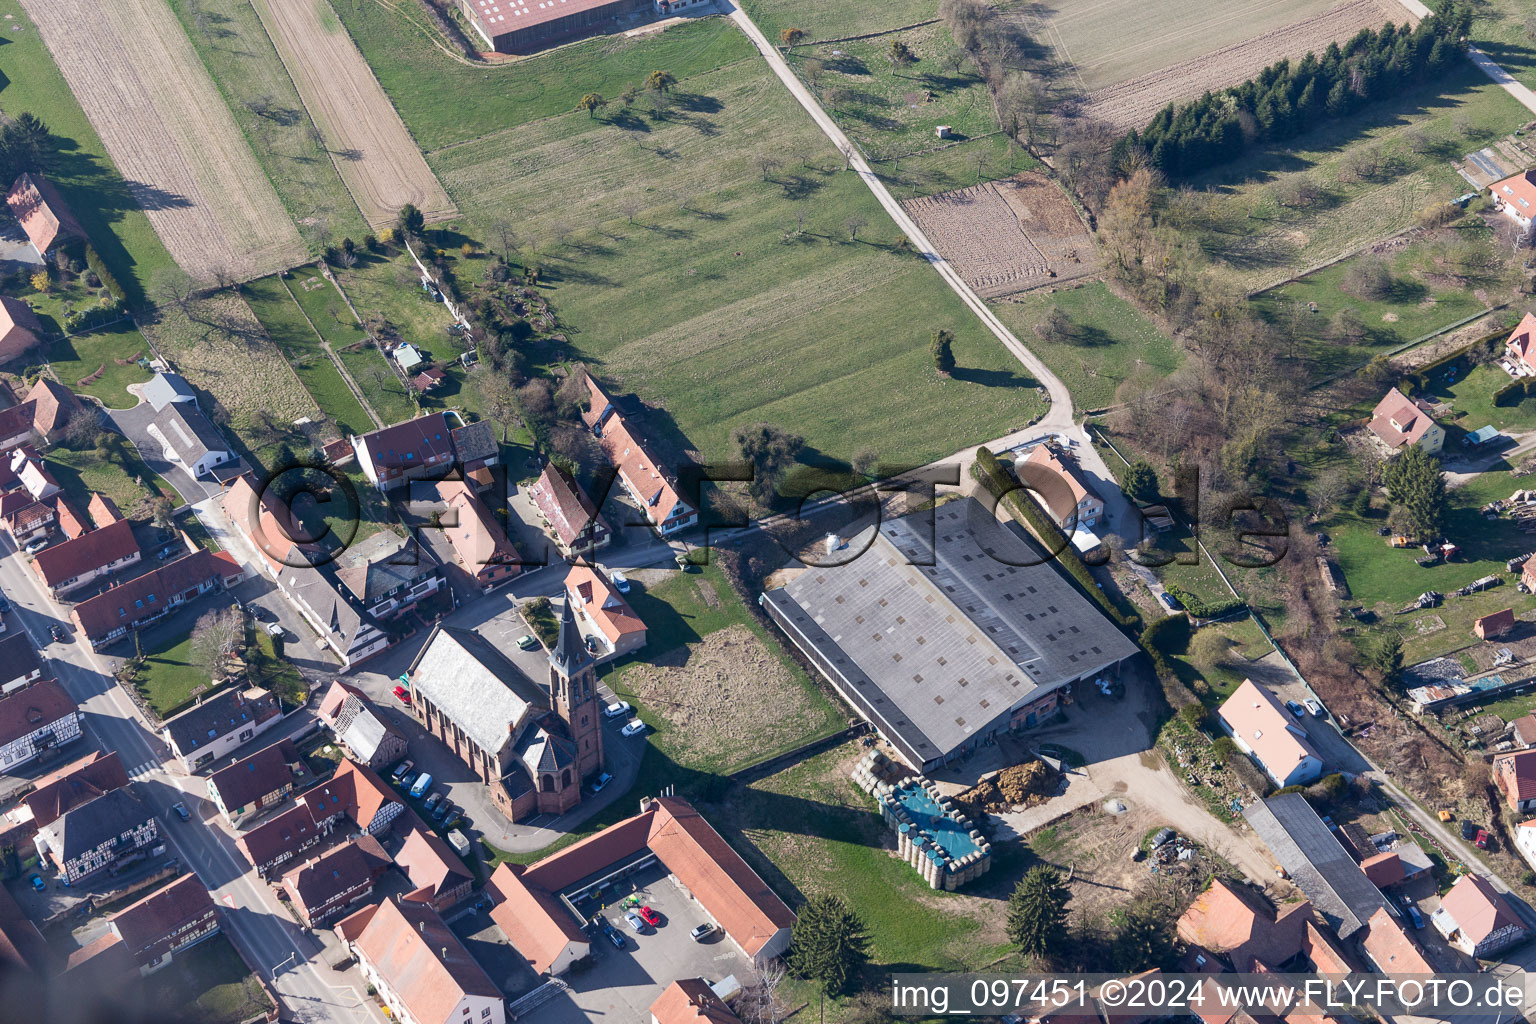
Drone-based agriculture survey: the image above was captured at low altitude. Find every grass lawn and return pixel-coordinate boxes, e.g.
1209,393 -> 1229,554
873,131 -> 1038,201
1398,583 -> 1536,666
1426,361 -> 1536,436
248,629 -> 308,706
38,323 -> 153,408
332,253 -> 459,362
133,634 -> 210,719
785,20 -> 996,161
0,0 -> 178,305
1172,615 -> 1277,706
740,0 -> 937,44
601,564 -> 845,774
48,442 -> 167,514
241,275 -> 375,437
329,6 -> 755,151
427,56 -> 1046,463
146,935 -> 272,1024
165,0 -> 368,249
1187,63 -> 1531,293
284,263 -> 418,425
990,282 -> 1184,412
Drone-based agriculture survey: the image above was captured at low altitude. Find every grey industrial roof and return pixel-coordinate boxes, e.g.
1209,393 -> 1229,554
142,372 -> 196,412
762,498 -> 1138,764
409,625 -> 548,758
152,402 -> 228,465
1244,793 -> 1391,939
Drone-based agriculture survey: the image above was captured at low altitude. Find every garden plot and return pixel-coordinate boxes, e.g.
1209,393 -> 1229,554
903,173 -> 1097,297
18,0 -> 304,280
249,0 -> 455,229
1068,0 -> 1399,131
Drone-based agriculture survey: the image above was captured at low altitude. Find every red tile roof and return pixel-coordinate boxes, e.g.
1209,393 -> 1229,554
318,679 -> 370,725
581,374 -> 692,529
1360,907 -> 1433,973
25,378 -> 78,438
109,875 -> 217,961
1495,749 -> 1536,807
394,828 -> 473,903
71,550 -> 242,643
1218,680 -> 1320,785
0,679 -> 75,747
281,834 -> 390,924
565,565 -> 644,645
1440,873 -> 1524,945
1367,387 -> 1439,449
1515,714 -> 1536,748
1475,608 -> 1516,639
0,402 -> 38,445
354,412 -> 455,481
62,932 -> 134,984
0,881 -> 48,973
651,979 -> 740,1024
1494,171 -> 1536,221
350,895 -> 500,1024
0,297 -> 41,357
300,759 -> 399,832
235,802 -> 320,871
1360,851 -> 1405,888
486,863 -> 588,975
31,517 -> 138,588
25,750 -> 128,828
6,173 -> 82,254
466,0 -> 632,36
1176,879 -> 1313,973
1509,312 -> 1536,369
435,480 -> 519,581
1022,445 -> 1098,525
528,464 -> 603,550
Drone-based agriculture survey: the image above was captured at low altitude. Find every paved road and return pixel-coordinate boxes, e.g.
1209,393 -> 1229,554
0,535 -> 381,1024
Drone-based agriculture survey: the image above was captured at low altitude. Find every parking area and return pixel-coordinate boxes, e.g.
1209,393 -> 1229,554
528,861 -> 751,1024
1246,654 -> 1372,774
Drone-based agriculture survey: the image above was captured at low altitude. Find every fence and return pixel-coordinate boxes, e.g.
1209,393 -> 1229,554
508,978 -> 569,1020
727,722 -> 870,785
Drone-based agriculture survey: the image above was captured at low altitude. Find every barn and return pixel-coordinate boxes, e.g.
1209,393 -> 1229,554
459,0 -> 710,55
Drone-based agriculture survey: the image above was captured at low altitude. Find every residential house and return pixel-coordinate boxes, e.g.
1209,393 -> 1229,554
1176,877 -> 1349,973
527,463 -> 610,558
434,479 -> 520,592
149,401 -> 233,480
0,403 -> 37,452
25,378 -> 80,442
1359,907 -> 1435,974
237,759 -> 404,878
223,472 -> 313,575
206,738 -> 303,827
485,863 -> 589,977
408,616 -> 603,822
316,680 -> 408,771
6,173 -> 83,259
565,565 -> 645,658
1492,170 -> 1536,236
1432,873 -> 1527,957
0,297 -> 42,366
0,679 -> 80,773
273,561 -> 393,669
1366,387 -> 1445,455
581,374 -> 697,536
393,828 -> 473,913
334,530 -> 444,620
351,412 -> 461,492
1021,443 -> 1104,529
1475,608 -> 1516,640
160,686 -> 281,772
497,796 -> 794,962
281,834 -> 391,928
0,630 -> 43,694
30,517 -> 141,598
450,419 -> 499,489
651,979 -> 741,1024
141,372 -> 197,413
107,875 -> 219,974
338,893 -> 505,1024
1515,714 -> 1536,750
1218,680 -> 1322,788
1494,749 -> 1536,812
71,549 -> 244,650
24,750 -> 128,828
34,786 -> 158,883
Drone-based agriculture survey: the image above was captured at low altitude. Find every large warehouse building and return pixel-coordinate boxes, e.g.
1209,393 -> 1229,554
762,498 -> 1140,771
459,0 -> 712,54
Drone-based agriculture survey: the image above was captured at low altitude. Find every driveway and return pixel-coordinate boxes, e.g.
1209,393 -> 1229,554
108,399 -> 221,506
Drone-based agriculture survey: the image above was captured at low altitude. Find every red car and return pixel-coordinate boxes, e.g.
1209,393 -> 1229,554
637,906 -> 661,927
392,685 -> 412,707
1475,829 -> 1490,849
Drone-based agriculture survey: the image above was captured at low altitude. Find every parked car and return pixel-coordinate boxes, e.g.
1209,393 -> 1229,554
399,770 -> 419,790
1461,820 -> 1480,840
171,802 -> 190,822
444,811 -> 464,831
1475,829 -> 1490,849
516,634 -> 539,651
584,634 -> 601,655
1404,902 -> 1424,929
689,922 -> 716,942
605,924 -> 625,949
48,625 -> 65,643
610,570 -> 630,594
265,622 -> 284,638
23,538 -> 46,555
409,773 -> 433,798
424,792 -> 443,814
1159,591 -> 1183,612
637,906 -> 661,927
1285,700 -> 1305,718
621,719 -> 647,737
591,772 -> 614,795
624,911 -> 646,933
432,800 -> 454,823
28,875 -> 44,892
604,701 -> 632,719
390,759 -> 415,783
0,592 -> 13,614
1304,698 -> 1325,718
392,685 -> 412,707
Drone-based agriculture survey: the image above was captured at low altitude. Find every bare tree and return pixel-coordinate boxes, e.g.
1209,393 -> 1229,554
190,607 -> 245,681
843,214 -> 869,241
754,152 -> 783,181
619,198 -> 643,225
739,960 -> 787,1024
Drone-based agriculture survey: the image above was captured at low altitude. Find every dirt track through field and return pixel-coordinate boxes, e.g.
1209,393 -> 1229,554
18,0 -> 303,280
1078,0 -> 1398,132
251,0 -> 456,229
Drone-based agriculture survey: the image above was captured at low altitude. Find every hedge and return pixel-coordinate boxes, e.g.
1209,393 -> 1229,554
1494,378 -> 1536,407
1399,326 -> 1508,394
64,298 -> 125,333
971,447 -> 1140,632
83,244 -> 122,302
1163,583 -> 1245,620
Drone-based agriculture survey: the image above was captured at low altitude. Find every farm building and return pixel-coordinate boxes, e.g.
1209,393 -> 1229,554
1492,170 -> 1536,237
459,0 -> 706,55
6,173 -> 83,259
0,297 -> 43,364
1475,608 -> 1516,640
762,497 -> 1139,772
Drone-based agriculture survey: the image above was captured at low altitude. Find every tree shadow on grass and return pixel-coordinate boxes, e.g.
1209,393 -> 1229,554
951,365 -> 1037,388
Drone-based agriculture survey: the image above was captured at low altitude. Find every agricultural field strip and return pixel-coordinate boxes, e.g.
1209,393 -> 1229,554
249,0 -> 456,228
1079,0 -> 1400,131
17,0 -> 304,280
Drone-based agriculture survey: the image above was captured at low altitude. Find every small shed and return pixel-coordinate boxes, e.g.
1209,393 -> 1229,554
1475,608 -> 1517,640
392,344 -> 424,372
1465,425 -> 1503,448
935,125 -> 954,139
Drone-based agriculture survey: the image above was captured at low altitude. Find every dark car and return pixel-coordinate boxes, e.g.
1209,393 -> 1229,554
0,593 -> 12,614
1159,592 -> 1183,612
171,802 -> 190,822
604,923 -> 625,950
432,800 -> 454,823
399,770 -> 419,790
1285,700 -> 1305,718
1462,820 -> 1480,841
49,625 -> 65,643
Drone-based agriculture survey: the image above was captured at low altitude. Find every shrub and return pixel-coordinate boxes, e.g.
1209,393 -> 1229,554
1178,703 -> 1206,729
1211,736 -> 1236,762
82,244 -> 122,302
1163,583 -> 1245,620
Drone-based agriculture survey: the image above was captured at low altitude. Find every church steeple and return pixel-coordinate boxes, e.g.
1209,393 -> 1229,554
547,595 -> 604,779
550,597 -> 593,678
